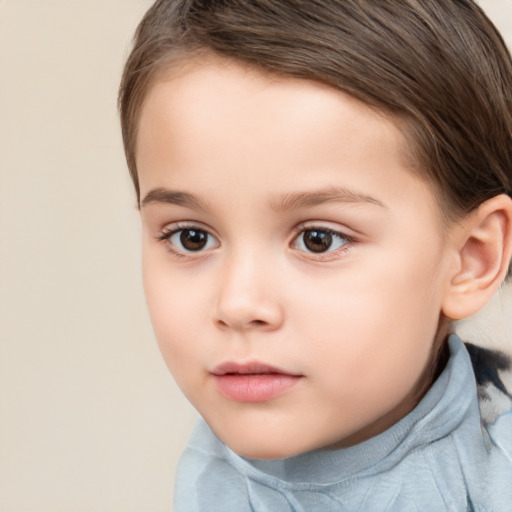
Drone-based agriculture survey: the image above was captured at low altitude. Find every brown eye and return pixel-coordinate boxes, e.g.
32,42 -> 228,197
164,227 -> 219,253
293,228 -> 351,254
179,229 -> 208,251
302,229 -> 333,253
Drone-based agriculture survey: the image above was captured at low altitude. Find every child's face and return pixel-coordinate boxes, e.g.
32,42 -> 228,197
137,58 -> 457,459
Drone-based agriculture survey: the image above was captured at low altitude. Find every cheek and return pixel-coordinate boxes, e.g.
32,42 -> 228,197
293,289 -> 434,435
294,250 -> 443,385
141,252 -> 209,372
296,258 -> 435,338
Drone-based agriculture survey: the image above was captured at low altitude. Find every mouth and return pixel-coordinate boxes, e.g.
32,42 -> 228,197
211,362 -> 303,402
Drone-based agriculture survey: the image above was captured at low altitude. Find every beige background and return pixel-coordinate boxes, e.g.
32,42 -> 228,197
0,1 -> 511,510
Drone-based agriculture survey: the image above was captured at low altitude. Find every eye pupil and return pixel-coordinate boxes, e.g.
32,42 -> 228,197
180,229 -> 208,251
303,230 -> 332,252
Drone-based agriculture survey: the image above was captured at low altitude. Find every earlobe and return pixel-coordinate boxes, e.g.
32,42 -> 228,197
442,194 -> 512,320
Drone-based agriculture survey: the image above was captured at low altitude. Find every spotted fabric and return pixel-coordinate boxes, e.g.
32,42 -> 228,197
466,342 -> 512,425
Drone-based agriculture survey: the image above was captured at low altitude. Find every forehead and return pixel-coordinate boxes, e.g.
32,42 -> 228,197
136,58 -> 441,226
140,60 -> 393,161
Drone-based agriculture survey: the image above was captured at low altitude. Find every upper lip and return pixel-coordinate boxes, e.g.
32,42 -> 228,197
211,361 -> 300,376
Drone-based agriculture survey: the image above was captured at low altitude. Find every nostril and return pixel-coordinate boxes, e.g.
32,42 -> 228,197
215,318 -> 266,329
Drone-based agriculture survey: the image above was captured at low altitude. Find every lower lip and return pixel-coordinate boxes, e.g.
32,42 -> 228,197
213,374 -> 302,402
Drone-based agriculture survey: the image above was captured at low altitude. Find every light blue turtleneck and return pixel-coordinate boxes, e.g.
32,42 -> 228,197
174,335 -> 512,511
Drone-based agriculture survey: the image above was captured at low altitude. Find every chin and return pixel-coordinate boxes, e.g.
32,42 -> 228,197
232,444 -> 296,460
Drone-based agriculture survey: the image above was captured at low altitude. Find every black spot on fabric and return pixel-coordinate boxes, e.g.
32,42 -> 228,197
465,342 -> 511,398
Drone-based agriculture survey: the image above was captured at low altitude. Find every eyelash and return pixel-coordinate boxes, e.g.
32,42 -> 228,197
156,223 -> 355,259
156,223 -> 218,258
291,225 -> 354,260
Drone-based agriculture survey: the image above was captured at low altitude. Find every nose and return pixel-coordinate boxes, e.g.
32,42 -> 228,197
213,250 -> 284,332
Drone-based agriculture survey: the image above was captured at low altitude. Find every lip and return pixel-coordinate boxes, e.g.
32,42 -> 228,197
211,361 -> 303,402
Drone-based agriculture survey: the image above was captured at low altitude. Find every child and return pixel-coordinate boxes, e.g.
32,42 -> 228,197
119,1 -> 512,510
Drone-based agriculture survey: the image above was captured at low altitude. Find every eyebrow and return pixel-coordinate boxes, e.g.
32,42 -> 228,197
140,187 -> 212,212
140,185 -> 387,212
269,186 -> 387,212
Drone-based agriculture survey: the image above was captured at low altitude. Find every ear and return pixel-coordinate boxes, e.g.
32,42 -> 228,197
442,194 -> 512,320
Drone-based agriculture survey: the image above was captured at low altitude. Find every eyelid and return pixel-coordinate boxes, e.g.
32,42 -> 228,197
158,220 -> 219,237
291,221 -> 355,240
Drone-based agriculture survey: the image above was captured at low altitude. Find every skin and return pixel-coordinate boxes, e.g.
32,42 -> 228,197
136,58 -> 462,459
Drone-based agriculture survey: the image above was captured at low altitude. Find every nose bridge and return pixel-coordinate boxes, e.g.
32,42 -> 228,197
214,244 -> 283,331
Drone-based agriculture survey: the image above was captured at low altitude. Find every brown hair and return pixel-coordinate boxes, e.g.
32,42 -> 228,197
119,0 -> 512,218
